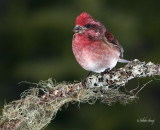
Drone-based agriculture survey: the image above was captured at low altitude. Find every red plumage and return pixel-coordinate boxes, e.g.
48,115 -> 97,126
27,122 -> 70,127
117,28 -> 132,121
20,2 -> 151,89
75,12 -> 92,26
72,12 -> 127,73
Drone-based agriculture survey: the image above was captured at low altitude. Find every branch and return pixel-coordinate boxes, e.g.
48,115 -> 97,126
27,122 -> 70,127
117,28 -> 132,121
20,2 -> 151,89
0,59 -> 160,130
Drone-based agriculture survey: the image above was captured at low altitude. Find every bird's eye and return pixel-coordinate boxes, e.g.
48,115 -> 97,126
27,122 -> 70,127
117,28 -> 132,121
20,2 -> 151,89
85,24 -> 91,28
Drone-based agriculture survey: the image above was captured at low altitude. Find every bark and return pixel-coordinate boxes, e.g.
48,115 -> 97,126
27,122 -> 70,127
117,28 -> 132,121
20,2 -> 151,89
0,59 -> 159,130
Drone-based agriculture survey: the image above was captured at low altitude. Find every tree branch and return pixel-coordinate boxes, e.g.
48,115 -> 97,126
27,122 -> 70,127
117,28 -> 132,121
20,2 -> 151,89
0,59 -> 160,130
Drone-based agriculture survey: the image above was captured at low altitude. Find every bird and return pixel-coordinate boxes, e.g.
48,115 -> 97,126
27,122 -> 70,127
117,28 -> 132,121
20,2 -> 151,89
72,12 -> 129,85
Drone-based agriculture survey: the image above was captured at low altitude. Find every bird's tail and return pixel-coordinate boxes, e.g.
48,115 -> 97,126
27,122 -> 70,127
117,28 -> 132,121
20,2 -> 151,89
118,58 -> 130,63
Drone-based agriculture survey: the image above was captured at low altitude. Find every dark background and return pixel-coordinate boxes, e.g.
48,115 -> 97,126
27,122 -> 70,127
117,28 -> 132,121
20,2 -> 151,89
0,0 -> 160,130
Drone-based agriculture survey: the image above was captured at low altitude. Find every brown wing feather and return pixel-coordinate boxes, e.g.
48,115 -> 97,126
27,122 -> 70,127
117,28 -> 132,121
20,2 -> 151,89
105,30 -> 124,58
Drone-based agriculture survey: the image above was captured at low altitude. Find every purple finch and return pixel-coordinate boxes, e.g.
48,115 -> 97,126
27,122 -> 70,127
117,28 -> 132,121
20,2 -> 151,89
72,12 -> 128,74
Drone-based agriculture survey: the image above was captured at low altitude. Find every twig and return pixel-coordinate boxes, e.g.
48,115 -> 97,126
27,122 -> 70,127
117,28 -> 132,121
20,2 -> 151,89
0,59 -> 160,130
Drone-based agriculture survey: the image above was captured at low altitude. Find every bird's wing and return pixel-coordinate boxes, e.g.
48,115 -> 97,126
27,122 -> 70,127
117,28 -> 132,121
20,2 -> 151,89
104,30 -> 124,58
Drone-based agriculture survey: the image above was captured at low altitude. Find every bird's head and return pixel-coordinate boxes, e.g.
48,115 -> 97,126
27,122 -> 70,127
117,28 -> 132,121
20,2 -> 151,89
73,12 -> 106,40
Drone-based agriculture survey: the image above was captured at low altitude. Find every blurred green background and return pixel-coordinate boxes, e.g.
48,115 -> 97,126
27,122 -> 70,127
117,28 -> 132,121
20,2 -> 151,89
0,0 -> 160,130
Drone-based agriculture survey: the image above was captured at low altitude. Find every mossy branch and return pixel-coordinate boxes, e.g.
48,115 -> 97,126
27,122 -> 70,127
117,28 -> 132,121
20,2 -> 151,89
0,59 -> 160,130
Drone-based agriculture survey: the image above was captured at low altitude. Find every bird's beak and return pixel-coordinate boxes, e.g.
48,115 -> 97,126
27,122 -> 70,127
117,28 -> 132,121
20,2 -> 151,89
73,25 -> 85,33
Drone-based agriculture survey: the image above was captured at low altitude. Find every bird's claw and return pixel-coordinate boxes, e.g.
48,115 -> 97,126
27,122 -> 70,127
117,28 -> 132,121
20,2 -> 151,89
81,72 -> 92,88
101,68 -> 110,76
81,78 -> 87,88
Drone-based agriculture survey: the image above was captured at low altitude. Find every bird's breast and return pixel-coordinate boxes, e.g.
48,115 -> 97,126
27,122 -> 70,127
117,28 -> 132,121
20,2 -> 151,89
72,35 -> 120,73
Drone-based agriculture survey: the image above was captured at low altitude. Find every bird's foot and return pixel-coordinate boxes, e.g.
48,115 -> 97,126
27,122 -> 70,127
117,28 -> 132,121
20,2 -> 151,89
99,68 -> 111,82
81,72 -> 92,88
101,68 -> 110,76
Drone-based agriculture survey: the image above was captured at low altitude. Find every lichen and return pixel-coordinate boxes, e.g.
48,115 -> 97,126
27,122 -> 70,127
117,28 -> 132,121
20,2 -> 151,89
1,59 -> 160,130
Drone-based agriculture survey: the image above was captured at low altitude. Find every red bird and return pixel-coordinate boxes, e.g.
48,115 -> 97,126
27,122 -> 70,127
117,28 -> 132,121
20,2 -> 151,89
72,12 -> 128,74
